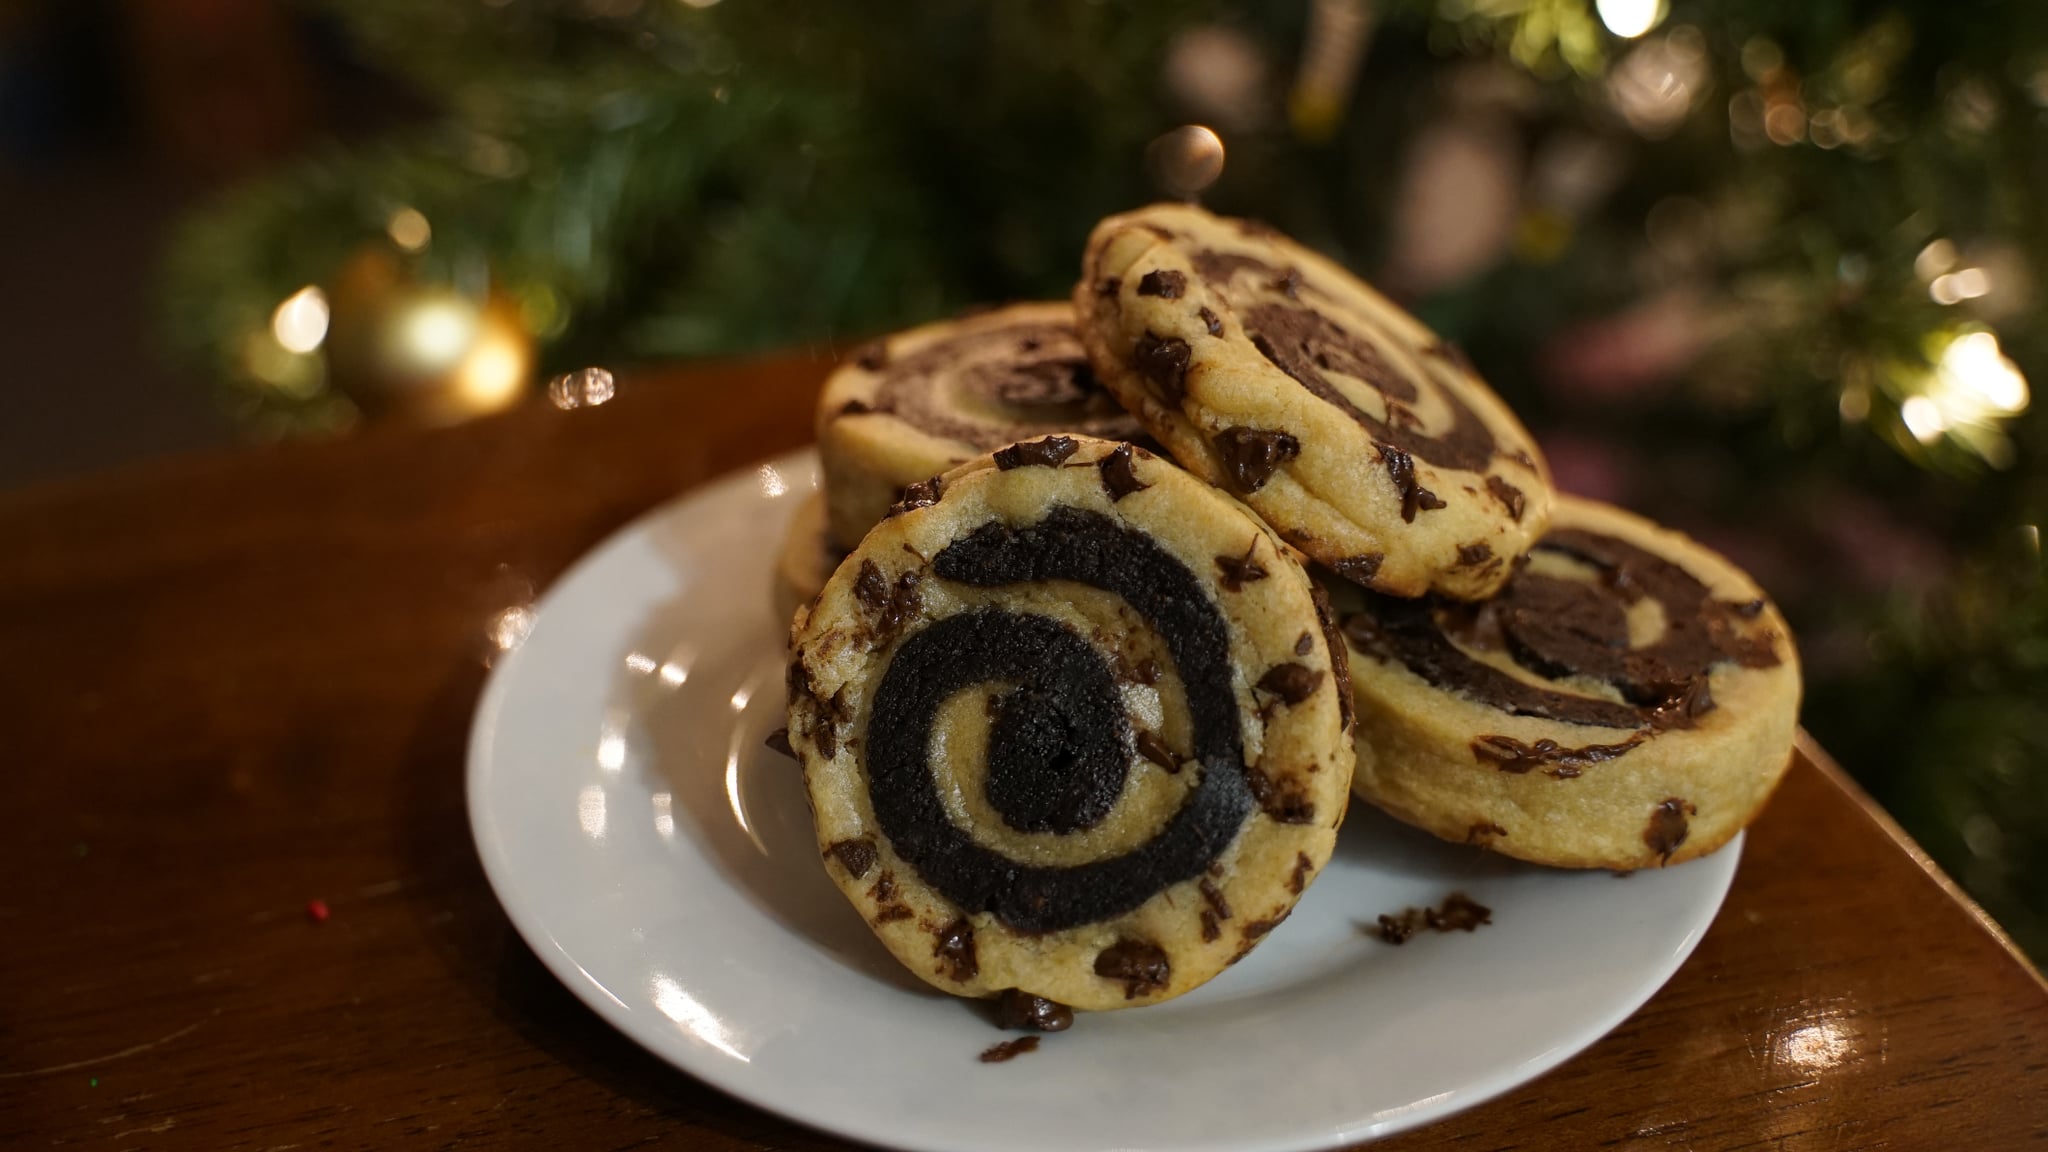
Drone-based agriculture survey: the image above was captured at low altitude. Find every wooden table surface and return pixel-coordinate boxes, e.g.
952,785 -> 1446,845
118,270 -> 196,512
4,354 -> 2046,1151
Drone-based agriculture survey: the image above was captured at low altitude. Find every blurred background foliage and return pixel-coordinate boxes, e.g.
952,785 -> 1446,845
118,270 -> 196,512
147,0 -> 2047,955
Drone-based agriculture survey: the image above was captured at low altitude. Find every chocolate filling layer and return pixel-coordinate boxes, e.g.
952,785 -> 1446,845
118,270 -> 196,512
869,321 -> 1140,449
1186,247 -> 1502,473
1344,529 -> 1780,731
1244,301 -> 1497,474
866,507 -> 1251,933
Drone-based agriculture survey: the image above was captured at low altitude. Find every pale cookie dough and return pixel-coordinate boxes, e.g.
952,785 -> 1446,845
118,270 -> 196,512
787,435 -> 1353,1012
1326,495 -> 1800,870
1076,203 -> 1551,600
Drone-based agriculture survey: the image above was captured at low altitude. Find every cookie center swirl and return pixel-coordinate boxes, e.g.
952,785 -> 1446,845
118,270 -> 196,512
865,506 -> 1253,933
1346,528 -> 1780,730
872,322 -> 1136,450
982,658 -> 1129,835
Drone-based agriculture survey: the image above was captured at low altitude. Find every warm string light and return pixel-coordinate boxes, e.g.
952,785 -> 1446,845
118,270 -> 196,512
386,207 -> 432,252
1898,329 -> 2030,462
1596,0 -> 1665,40
271,287 -> 329,354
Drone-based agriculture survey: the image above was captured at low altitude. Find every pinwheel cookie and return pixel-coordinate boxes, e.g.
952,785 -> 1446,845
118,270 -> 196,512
816,302 -> 1148,552
1076,203 -> 1551,600
786,435 -> 1353,1012
1327,495 -> 1800,870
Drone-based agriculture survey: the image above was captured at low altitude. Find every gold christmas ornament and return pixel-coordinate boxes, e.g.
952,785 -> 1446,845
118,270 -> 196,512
323,246 -> 535,425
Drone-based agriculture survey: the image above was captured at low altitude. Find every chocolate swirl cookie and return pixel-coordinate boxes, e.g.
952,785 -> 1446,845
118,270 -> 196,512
817,302 -> 1147,552
1075,204 -> 1552,600
787,436 -> 1352,1011
1324,495 -> 1800,869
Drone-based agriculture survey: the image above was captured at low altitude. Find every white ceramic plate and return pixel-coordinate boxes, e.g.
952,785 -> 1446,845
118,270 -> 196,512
468,449 -> 1740,1152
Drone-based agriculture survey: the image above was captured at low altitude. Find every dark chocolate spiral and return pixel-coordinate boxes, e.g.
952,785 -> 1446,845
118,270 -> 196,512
1344,529 -> 1781,730
865,506 -> 1252,933
1188,249 -> 1500,475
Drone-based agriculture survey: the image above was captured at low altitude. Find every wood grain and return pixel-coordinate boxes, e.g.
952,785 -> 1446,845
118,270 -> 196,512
2,353 -> 2044,1150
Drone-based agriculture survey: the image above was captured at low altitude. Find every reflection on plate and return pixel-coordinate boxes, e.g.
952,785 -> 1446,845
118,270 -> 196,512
468,449 -> 1739,1152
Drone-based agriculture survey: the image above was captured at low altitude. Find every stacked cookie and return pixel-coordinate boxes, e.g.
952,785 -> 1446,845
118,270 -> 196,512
783,203 -> 1800,1023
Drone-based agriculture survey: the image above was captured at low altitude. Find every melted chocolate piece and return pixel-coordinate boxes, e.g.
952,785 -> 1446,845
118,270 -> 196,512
1429,893 -> 1491,932
979,1037 -> 1040,1063
1098,276 -> 1122,297
1330,554 -> 1385,586
1458,543 -> 1494,566
1645,798 -> 1696,862
1344,526 -> 1783,730
1215,543 -> 1269,592
1131,657 -> 1161,685
867,508 -> 1253,932
888,476 -> 944,519
1486,476 -> 1527,522
1466,821 -> 1508,845
788,661 -> 846,759
875,904 -> 915,923
1241,912 -> 1286,942
1133,333 -> 1192,405
1287,852 -> 1313,895
838,398 -> 874,417
1309,582 -> 1354,731
1373,892 -> 1492,944
1098,443 -> 1150,501
1094,940 -> 1171,999
1135,730 -> 1179,773
993,990 -> 1073,1033
855,342 -> 889,371
1470,733 -> 1645,778
994,435 -> 1080,470
1198,306 -> 1222,335
1199,876 -> 1232,922
1382,445 -> 1446,522
1212,427 -> 1301,492
827,838 -> 878,879
869,871 -> 898,902
1244,765 -> 1315,824
1200,911 -> 1221,942
934,918 -> 979,981
764,727 -> 795,759
1273,266 -> 1304,298
1257,663 -> 1324,705
1137,270 -> 1186,298
854,560 -> 923,643
1295,631 -> 1314,657
1730,598 -> 1766,619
